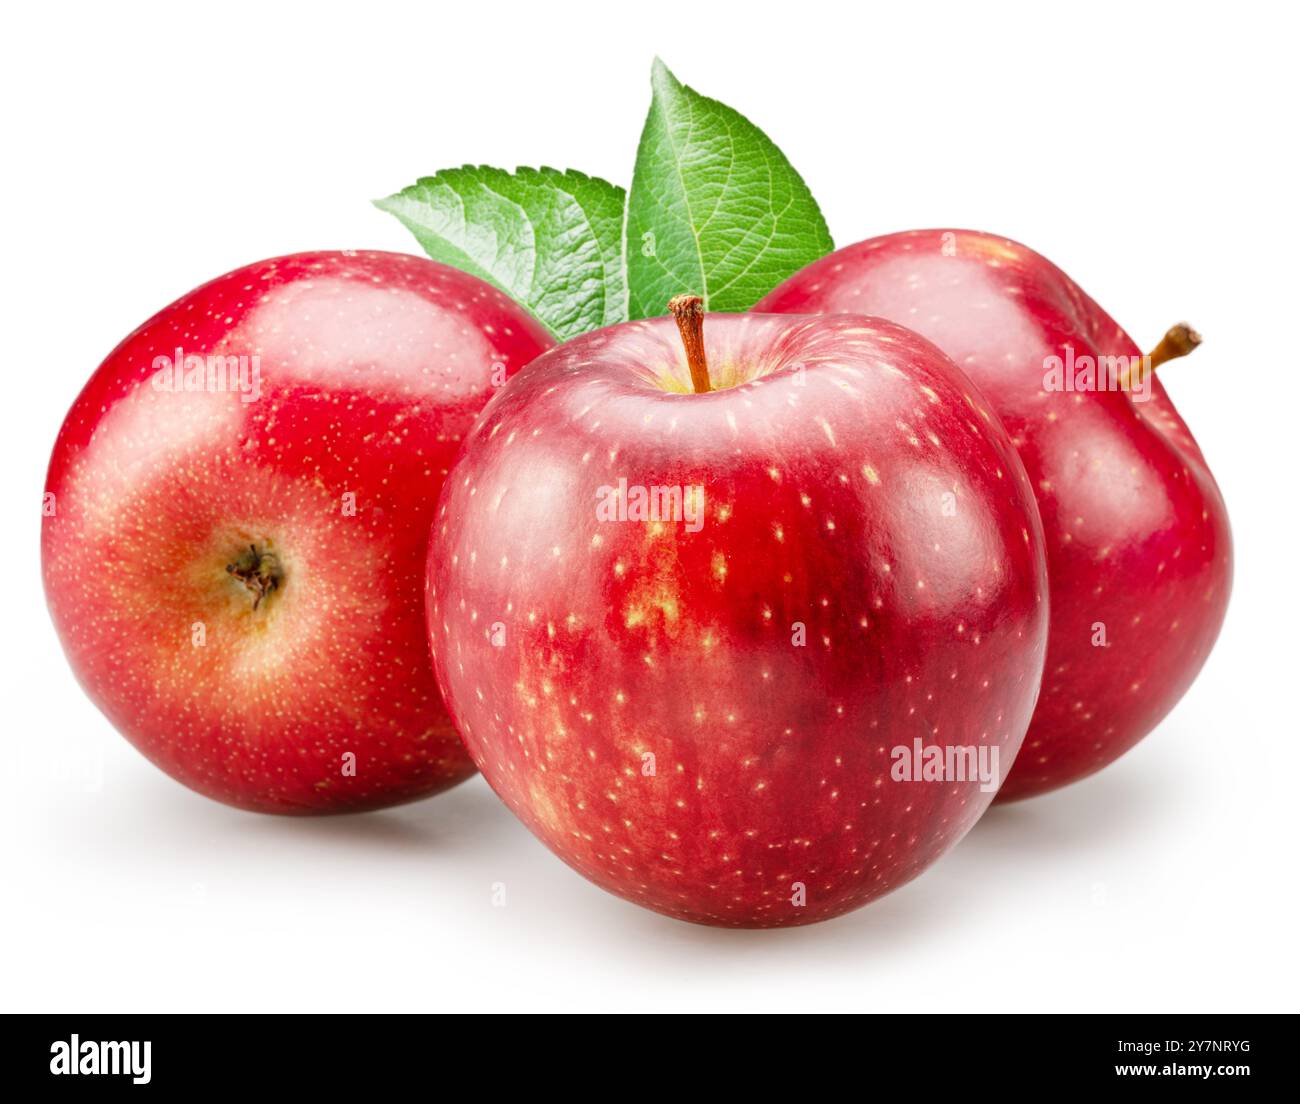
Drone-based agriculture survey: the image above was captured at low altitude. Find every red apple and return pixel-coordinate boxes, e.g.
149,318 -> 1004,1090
427,300 -> 1049,926
757,230 -> 1232,800
42,250 -> 553,813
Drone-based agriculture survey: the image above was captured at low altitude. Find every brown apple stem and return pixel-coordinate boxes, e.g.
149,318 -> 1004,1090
1121,322 -> 1202,390
227,543 -> 283,610
668,294 -> 712,394
1147,322 -> 1202,371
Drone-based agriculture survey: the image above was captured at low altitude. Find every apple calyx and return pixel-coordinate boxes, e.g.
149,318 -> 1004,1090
1122,322 -> 1202,390
226,543 -> 283,611
668,294 -> 712,393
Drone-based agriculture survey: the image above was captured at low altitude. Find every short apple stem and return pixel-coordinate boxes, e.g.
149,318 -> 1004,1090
668,294 -> 712,394
1147,322 -> 1202,371
227,543 -> 283,611
1120,322 -> 1202,390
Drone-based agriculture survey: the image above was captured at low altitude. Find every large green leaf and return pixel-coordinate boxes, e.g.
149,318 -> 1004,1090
624,59 -> 834,319
376,166 -> 627,340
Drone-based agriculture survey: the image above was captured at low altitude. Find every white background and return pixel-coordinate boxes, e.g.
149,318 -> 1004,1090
2,0 -> 1296,1012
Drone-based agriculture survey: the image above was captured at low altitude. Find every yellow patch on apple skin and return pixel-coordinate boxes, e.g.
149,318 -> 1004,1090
526,781 -> 567,837
620,540 -> 687,645
959,234 -> 1023,265
623,583 -> 681,635
653,357 -> 764,394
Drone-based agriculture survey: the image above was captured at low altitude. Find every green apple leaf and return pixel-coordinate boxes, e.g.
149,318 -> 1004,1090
375,166 -> 627,341
624,59 -> 834,320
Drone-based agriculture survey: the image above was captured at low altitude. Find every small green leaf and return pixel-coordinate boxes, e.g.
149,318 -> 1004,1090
375,166 -> 627,340
625,59 -> 834,319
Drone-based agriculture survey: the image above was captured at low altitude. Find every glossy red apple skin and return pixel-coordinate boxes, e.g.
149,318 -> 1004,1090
43,250 -> 553,813
758,230 -> 1232,800
427,311 -> 1049,926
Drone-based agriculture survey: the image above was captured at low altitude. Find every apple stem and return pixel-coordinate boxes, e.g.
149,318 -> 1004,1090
1120,322 -> 1202,390
668,294 -> 712,394
227,543 -> 283,611
1147,322 -> 1202,371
